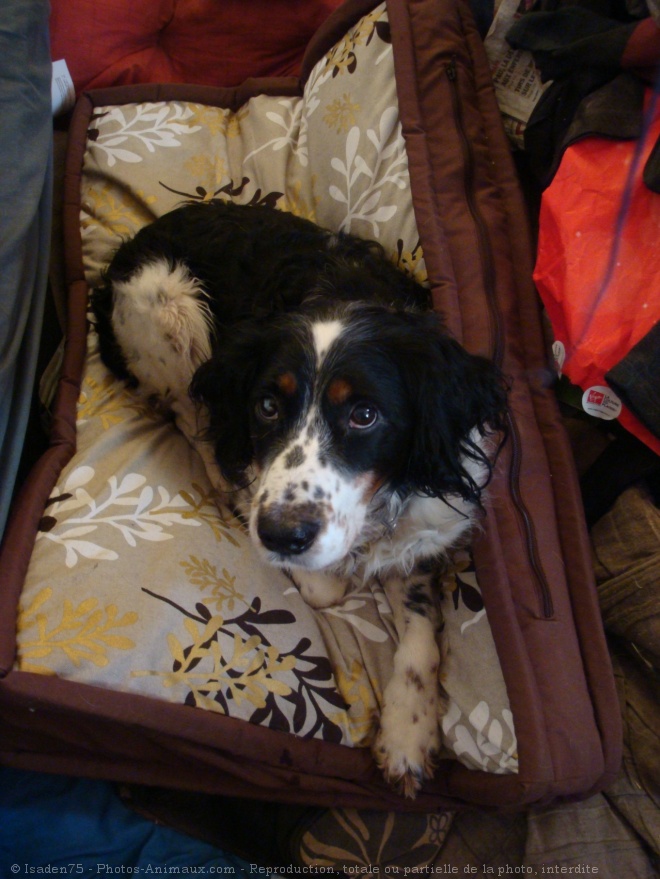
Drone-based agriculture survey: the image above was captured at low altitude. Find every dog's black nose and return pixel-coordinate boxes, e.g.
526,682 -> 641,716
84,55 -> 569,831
257,512 -> 321,556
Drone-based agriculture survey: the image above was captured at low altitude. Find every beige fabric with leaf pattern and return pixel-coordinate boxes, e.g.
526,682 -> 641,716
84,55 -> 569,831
17,3 -> 517,774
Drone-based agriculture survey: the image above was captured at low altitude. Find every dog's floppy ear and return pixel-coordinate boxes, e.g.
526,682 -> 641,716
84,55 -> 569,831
189,322 -> 275,487
397,312 -> 508,504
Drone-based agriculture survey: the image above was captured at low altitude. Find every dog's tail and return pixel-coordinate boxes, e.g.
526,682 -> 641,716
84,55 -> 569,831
89,282 -> 135,384
94,258 -> 214,396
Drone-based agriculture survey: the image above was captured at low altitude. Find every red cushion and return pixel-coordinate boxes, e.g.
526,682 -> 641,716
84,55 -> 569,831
50,0 -> 344,94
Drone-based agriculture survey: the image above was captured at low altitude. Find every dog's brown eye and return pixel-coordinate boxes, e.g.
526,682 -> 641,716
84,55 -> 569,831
256,395 -> 280,422
349,404 -> 378,429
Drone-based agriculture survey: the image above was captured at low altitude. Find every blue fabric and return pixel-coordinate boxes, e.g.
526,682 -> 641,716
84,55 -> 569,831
0,0 -> 53,538
0,767 -> 253,875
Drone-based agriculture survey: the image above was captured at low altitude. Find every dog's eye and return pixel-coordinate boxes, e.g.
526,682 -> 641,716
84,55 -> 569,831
349,404 -> 379,430
255,395 -> 280,422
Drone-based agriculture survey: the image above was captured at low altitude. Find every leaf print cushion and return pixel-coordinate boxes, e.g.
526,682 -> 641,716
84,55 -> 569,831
17,2 -> 518,775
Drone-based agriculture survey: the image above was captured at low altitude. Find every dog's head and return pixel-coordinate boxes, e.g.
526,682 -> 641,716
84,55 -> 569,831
190,302 -> 508,571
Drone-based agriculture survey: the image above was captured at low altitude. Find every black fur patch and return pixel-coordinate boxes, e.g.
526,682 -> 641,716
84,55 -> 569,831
404,582 -> 434,616
94,201 -> 508,502
284,445 -> 305,469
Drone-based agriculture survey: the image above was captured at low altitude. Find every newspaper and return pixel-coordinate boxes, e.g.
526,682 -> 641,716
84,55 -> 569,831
52,59 -> 75,116
484,0 -> 552,148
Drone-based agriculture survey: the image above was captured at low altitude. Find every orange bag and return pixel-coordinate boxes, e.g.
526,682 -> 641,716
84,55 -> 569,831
534,90 -> 660,455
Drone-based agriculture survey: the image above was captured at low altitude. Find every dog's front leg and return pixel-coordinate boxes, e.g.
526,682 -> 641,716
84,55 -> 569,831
291,568 -> 350,609
373,570 -> 444,798
171,397 -> 229,495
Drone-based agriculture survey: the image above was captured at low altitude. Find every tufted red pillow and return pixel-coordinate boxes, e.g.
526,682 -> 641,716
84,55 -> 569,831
50,0 -> 344,95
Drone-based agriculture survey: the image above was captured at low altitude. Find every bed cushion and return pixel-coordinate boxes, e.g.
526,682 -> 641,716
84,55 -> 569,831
21,0 -> 517,775
50,0 -> 344,96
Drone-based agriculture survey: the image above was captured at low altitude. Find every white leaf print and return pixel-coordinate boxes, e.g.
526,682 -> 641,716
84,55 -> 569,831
460,607 -> 486,634
328,185 -> 347,204
328,109 -> 409,236
115,473 -> 147,495
243,99 -> 305,165
345,127 -> 360,175
322,596 -> 389,642
64,466 -> 95,492
469,700 -> 491,734
442,697 -> 517,772
103,149 -> 144,167
38,469 -> 201,567
266,111 -> 291,129
369,205 -> 397,224
56,525 -> 97,540
90,102 -> 201,167
64,540 -> 118,568
452,724 -> 485,765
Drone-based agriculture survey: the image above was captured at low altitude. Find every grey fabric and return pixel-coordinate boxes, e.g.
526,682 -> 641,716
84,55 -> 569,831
0,0 -> 53,537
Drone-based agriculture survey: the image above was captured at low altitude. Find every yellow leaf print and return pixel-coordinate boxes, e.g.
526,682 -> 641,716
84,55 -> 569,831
183,154 -> 229,195
77,373 -> 157,429
188,104 -> 246,139
180,555 -> 245,612
323,94 -> 361,133
17,587 -> 137,675
226,106 -> 249,139
393,240 -> 428,284
81,183 -> 157,241
138,613 -> 296,715
279,178 -> 319,224
175,483 -> 244,545
182,615 -> 226,652
324,8 -> 385,77
330,659 -> 380,747
166,631 -> 187,669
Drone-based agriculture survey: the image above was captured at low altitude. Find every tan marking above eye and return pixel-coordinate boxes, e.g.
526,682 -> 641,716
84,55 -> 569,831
327,377 -> 353,405
276,372 -> 298,396
359,473 -> 384,502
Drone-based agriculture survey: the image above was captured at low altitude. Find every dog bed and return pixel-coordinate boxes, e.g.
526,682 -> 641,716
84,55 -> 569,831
0,0 -> 620,813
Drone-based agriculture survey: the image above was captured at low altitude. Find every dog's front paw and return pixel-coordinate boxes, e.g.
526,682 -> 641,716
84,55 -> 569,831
373,673 -> 441,798
291,569 -> 349,609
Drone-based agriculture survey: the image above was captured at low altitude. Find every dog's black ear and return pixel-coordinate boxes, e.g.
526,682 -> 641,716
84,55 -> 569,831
189,323 -> 273,487
397,312 -> 508,504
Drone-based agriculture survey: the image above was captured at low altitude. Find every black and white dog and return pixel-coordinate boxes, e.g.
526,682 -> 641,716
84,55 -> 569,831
91,200 -> 508,797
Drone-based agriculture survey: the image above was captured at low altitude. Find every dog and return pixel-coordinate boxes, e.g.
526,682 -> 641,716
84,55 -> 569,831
91,200 -> 508,797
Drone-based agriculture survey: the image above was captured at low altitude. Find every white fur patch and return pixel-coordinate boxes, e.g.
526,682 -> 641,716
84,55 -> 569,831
373,575 -> 443,798
362,429 -> 491,578
374,623 -> 441,795
311,319 -> 343,366
363,493 -> 475,579
112,259 -> 213,400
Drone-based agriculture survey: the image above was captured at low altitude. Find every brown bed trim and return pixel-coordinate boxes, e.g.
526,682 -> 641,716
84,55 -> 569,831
0,0 -> 621,809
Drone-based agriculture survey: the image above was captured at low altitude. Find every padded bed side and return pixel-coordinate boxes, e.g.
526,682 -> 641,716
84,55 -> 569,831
385,0 -> 621,797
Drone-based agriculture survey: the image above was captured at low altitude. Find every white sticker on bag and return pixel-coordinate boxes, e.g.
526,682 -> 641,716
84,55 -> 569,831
552,340 -> 565,377
582,385 -> 623,421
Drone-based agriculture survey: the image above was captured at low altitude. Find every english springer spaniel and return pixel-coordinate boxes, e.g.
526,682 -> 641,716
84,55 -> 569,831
91,200 -> 508,797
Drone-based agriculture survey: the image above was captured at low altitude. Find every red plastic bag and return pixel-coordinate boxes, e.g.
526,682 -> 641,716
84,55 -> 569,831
534,90 -> 660,455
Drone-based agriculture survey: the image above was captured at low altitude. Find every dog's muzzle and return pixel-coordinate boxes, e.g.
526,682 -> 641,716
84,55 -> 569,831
256,505 -> 323,557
